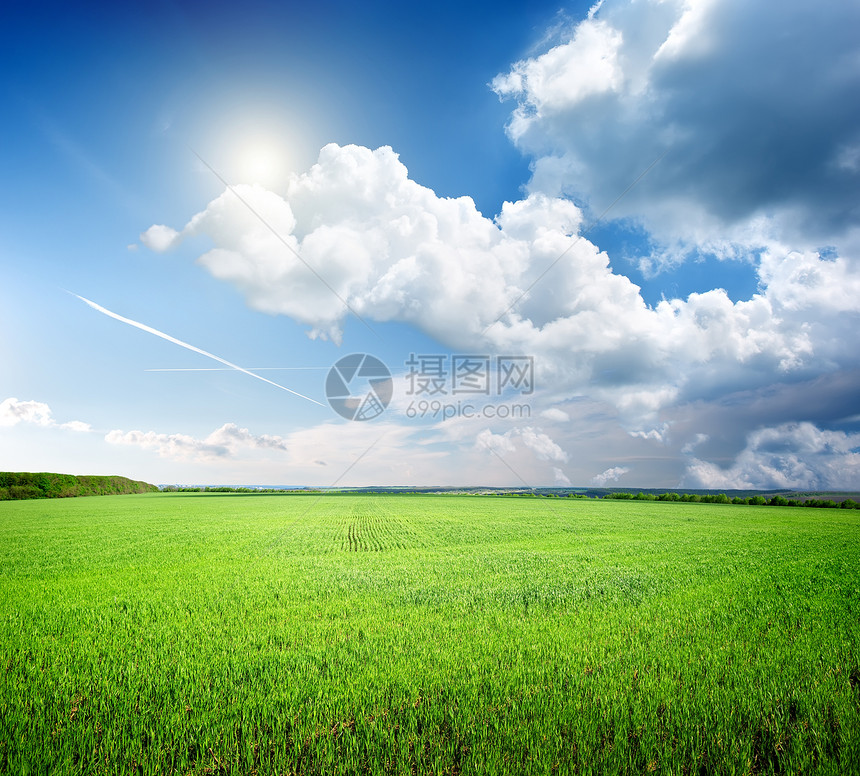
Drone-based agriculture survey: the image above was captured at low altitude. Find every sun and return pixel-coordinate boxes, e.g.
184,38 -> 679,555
191,95 -> 313,192
232,135 -> 289,188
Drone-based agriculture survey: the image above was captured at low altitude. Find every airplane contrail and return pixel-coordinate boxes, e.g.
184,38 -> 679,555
71,293 -> 326,407
145,367 -> 328,372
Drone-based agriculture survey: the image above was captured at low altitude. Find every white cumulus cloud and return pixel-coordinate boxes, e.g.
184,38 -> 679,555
475,426 -> 567,463
140,224 -> 181,252
0,398 -> 54,427
491,17 -> 624,122
591,466 -> 630,486
683,422 -> 860,490
0,398 -> 92,432
105,422 -> 288,462
143,142 -> 860,431
493,0 -> 860,259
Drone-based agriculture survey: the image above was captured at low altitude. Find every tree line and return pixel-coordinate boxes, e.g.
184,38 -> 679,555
160,486 -> 320,494
602,491 -> 859,509
0,472 -> 158,501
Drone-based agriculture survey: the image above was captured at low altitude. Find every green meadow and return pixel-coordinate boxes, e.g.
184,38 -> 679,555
1,493 -> 858,774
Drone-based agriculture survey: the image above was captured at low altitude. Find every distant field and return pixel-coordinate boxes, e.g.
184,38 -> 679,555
1,493 -> 858,774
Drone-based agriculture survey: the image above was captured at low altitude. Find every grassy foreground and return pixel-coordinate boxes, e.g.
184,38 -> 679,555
1,493 -> 858,774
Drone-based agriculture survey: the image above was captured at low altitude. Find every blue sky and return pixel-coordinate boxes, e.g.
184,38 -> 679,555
2,0 -> 860,489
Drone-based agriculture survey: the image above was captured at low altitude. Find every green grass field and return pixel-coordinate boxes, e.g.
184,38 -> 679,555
1,493 -> 859,774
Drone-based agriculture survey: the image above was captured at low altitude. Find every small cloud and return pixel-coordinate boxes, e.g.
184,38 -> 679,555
205,422 -> 288,452
0,398 -> 53,427
140,224 -> 181,253
60,420 -> 92,433
540,408 -> 570,422
587,1 -> 605,21
833,143 -> 860,173
591,466 -> 630,486
681,433 -> 709,455
476,426 -> 567,462
553,466 -> 571,485
126,243 -> 139,252
0,398 -> 91,432
475,428 -> 517,456
519,427 -> 568,462
630,423 -> 670,443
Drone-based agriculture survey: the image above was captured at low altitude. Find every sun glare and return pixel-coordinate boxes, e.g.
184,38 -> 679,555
191,97 -> 316,194
232,136 -> 288,188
